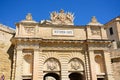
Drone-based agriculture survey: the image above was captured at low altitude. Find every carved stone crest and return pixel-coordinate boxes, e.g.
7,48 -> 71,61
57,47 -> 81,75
42,10 -> 74,25
50,10 -> 74,25
70,58 -> 81,70
47,58 -> 57,70
91,27 -> 100,35
24,27 -> 34,35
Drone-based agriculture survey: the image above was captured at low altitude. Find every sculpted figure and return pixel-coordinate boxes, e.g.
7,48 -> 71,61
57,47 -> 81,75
58,9 -> 66,22
50,12 -> 58,21
66,12 -> 74,22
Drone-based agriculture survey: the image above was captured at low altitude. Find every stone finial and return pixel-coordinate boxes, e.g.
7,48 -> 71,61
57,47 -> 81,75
87,16 -> 103,26
26,13 -> 32,21
21,13 -> 37,23
91,16 -> 98,23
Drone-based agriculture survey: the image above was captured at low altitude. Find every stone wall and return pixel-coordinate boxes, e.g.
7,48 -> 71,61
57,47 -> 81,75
0,24 -> 14,80
110,49 -> 120,80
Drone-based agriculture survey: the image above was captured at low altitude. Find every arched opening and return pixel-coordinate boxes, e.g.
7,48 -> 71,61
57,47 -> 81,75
69,73 -> 83,80
44,73 -> 60,80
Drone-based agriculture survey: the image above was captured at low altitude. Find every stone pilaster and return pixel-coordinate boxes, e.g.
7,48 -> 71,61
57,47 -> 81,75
11,49 -> 16,80
33,49 -> 40,80
88,50 -> 97,80
14,49 -> 23,80
84,51 -> 91,80
38,50 -> 44,80
60,57 -> 68,80
104,51 -> 114,80
101,27 -> 107,39
86,26 -> 92,39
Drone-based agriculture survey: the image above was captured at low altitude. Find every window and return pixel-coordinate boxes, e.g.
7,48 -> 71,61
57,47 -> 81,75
109,27 -> 113,35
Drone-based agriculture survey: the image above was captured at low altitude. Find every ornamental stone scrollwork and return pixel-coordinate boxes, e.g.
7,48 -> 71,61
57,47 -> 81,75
69,58 -> 83,70
44,58 -> 60,71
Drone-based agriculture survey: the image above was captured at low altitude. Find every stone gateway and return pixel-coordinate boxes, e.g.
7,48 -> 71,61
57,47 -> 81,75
0,10 -> 120,80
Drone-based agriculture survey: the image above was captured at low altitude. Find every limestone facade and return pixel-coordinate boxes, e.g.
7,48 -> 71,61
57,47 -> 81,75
0,10 -> 119,80
11,10 -> 114,80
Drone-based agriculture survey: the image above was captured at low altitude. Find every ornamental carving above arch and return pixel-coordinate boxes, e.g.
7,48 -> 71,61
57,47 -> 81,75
44,58 -> 60,71
69,58 -> 84,71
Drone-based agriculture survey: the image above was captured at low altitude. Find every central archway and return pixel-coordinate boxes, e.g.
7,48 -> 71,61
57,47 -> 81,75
44,73 -> 60,80
69,73 -> 83,80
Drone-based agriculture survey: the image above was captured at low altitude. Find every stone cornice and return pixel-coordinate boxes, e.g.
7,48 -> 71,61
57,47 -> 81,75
16,22 -> 38,26
12,37 -> 111,45
39,24 -> 85,29
86,39 -> 112,43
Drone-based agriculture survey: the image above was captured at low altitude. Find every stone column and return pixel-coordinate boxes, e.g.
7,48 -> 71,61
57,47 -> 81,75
104,51 -> 114,80
14,49 -> 23,80
33,49 -> 40,80
88,50 -> 97,80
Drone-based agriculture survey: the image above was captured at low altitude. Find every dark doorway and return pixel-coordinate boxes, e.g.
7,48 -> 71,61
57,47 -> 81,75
69,73 -> 83,80
97,78 -> 104,80
44,73 -> 60,80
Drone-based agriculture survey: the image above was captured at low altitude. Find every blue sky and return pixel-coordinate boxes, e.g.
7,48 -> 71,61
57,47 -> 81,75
0,0 -> 120,28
